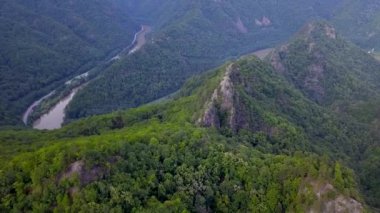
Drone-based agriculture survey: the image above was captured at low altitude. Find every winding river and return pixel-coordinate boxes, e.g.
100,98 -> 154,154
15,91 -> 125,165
22,91 -> 55,125
23,25 -> 151,130
33,88 -> 80,130
24,26 -> 271,130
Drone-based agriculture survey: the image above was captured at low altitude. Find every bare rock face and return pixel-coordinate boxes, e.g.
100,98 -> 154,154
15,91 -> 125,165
323,24 -> 337,39
199,64 -> 240,131
235,17 -> 248,33
324,196 -> 363,213
58,160 -> 108,185
305,181 -> 363,213
269,45 -> 288,74
302,22 -> 337,40
255,16 -> 272,27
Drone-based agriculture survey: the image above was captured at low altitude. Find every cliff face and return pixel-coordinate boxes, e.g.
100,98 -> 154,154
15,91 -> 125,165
199,64 -> 243,132
304,181 -> 363,213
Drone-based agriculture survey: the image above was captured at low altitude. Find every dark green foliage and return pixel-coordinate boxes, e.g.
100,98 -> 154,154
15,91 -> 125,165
1,1 -> 380,211
267,23 -> 380,207
66,0 -> 344,120
270,22 -> 380,106
332,0 -> 380,51
0,0 -> 138,125
64,0 -> 380,122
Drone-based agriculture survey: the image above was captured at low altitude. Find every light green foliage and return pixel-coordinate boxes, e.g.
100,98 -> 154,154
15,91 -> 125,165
0,56 -> 365,211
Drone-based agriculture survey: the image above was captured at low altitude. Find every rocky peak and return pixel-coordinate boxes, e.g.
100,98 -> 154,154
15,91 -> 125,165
255,16 -> 272,27
300,21 -> 337,40
304,181 -> 364,213
198,63 -> 239,131
268,20 -> 380,109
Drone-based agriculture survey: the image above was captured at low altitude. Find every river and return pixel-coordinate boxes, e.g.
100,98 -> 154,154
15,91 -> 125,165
24,27 -> 270,130
33,87 -> 80,130
110,25 -> 151,61
128,25 -> 152,54
22,91 -> 55,125
23,25 -> 151,130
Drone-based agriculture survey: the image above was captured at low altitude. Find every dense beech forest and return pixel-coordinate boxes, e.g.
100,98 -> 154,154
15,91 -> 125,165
1,0 -> 380,212
0,54 -> 372,211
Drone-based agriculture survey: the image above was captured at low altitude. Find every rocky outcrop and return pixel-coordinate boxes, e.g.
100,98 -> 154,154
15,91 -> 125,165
269,45 -> 288,73
303,63 -> 325,102
255,16 -> 272,27
235,17 -> 248,33
58,160 -> 109,185
305,181 -> 363,213
324,196 -> 363,213
199,64 -> 243,132
301,22 -> 337,40
268,22 -> 342,103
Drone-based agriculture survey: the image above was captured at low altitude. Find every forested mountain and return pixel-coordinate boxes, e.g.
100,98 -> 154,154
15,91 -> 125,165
0,0 -> 138,125
2,0 -> 380,126
0,22 -> 379,211
267,22 -> 380,207
65,0 -> 380,121
66,0 -> 344,119
269,22 -> 380,106
332,0 -> 380,51
1,1 -> 380,211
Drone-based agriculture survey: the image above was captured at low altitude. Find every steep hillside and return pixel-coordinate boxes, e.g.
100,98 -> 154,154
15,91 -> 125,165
66,0 -> 343,120
0,0 -> 138,125
269,22 -> 380,107
332,0 -> 380,51
0,56 -> 367,212
268,21 -> 380,208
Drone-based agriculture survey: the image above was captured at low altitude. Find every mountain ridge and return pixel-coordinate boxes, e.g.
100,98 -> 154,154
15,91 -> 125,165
1,2 -> 380,211
0,54 -> 368,211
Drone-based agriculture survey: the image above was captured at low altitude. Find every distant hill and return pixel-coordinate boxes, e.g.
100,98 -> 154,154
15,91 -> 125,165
0,0 -> 138,125
67,0 -> 343,119
332,0 -> 380,51
2,0 -> 380,128
269,21 -> 380,107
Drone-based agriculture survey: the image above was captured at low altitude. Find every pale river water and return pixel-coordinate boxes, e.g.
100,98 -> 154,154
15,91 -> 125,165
33,87 -> 80,130
26,27 -> 271,130
25,25 -> 151,130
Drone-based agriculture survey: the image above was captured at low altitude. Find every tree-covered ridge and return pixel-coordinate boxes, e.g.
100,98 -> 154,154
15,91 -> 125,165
2,0 -> 380,127
332,0 -> 380,51
266,22 -> 380,208
269,22 -> 380,106
65,0 -> 380,123
66,0 -> 344,120
0,55 -> 373,212
0,0 -> 138,125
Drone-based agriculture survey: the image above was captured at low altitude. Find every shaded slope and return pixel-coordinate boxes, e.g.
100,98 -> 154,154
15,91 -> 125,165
332,0 -> 380,51
269,22 -> 380,107
0,0 -> 138,125
66,0 -> 343,120
268,21 -> 380,208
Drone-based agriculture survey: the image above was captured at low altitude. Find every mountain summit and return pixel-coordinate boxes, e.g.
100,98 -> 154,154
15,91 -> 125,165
269,21 -> 380,106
